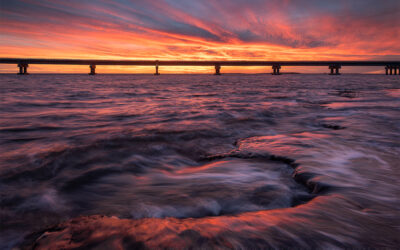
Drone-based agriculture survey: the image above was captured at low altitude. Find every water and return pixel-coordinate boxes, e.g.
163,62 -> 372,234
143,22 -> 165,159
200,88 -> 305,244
0,74 -> 399,249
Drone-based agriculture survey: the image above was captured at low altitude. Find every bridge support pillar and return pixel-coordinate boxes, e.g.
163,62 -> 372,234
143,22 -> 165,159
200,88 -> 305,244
394,67 -> 398,75
385,66 -> 389,75
215,64 -> 221,75
18,63 -> 28,75
18,64 -> 23,75
155,61 -> 160,75
272,65 -> 281,75
389,67 -> 393,75
329,65 -> 341,75
89,64 -> 96,75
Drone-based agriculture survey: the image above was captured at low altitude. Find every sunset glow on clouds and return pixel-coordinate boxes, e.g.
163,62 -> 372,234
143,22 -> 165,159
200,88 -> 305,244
0,0 -> 399,73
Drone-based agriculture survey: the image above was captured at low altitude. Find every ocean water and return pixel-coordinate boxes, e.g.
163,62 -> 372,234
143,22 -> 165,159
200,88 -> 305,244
0,74 -> 399,249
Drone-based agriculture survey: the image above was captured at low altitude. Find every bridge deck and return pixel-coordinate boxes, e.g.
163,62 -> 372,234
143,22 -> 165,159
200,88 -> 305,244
1,58 -> 399,75
0,58 -> 399,66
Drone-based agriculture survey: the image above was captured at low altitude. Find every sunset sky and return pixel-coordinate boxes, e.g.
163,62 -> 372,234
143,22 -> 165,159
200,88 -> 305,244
1,0 -> 399,73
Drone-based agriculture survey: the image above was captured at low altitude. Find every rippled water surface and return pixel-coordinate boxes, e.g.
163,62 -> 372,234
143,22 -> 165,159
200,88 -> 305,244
1,74 -> 399,249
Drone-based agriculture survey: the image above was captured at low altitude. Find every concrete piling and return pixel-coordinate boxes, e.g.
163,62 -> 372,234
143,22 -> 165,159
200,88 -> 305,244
215,64 -> 221,75
89,64 -> 96,75
272,65 -> 281,75
329,65 -> 341,75
17,63 -> 28,75
155,61 -> 160,75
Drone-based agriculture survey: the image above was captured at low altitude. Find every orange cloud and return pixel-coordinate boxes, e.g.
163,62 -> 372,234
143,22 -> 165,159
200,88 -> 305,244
0,0 -> 399,73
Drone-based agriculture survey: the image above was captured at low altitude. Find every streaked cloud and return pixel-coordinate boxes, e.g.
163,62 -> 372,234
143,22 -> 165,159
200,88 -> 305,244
0,0 -> 399,72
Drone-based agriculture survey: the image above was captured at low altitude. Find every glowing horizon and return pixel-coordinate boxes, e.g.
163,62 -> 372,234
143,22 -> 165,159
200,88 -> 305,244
1,0 -> 399,73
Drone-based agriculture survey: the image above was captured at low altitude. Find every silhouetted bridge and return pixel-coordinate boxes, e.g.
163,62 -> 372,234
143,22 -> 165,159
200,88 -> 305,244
0,58 -> 399,75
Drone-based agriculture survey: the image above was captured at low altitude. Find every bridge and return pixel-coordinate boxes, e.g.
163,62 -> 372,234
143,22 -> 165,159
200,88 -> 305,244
0,58 -> 399,75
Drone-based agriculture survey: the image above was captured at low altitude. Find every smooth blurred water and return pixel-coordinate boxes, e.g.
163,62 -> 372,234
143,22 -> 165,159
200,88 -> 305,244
0,74 -> 399,249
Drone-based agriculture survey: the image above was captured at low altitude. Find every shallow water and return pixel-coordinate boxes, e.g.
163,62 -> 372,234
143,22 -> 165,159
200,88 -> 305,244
0,74 -> 399,249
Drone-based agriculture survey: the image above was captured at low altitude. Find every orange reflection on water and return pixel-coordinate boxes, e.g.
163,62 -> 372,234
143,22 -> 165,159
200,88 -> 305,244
32,196 -> 343,249
323,101 -> 400,109
294,132 -> 330,139
384,89 -> 400,98
174,161 -> 228,175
